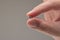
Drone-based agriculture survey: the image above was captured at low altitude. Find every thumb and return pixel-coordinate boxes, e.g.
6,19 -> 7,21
27,1 -> 53,17
27,18 -> 60,36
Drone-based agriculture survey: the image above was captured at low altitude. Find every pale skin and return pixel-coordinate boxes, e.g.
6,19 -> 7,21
26,0 -> 60,40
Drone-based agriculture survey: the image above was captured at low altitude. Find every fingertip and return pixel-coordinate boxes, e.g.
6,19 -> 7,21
26,11 -> 35,18
27,18 -> 36,25
27,18 -> 42,28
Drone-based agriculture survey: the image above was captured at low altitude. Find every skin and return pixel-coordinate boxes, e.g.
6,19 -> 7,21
26,0 -> 60,40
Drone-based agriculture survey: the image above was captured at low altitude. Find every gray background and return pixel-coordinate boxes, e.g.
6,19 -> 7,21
0,0 -> 54,40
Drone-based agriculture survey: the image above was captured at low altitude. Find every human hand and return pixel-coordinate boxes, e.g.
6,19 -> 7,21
26,0 -> 60,40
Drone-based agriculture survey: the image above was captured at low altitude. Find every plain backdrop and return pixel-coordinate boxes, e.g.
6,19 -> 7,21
0,0 -> 54,40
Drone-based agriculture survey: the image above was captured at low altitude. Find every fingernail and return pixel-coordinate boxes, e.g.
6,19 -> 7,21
30,20 -> 40,28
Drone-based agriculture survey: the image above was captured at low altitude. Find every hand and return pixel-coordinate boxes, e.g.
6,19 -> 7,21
26,0 -> 60,40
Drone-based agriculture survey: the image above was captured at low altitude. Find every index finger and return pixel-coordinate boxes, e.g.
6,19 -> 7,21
27,1 -> 53,17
